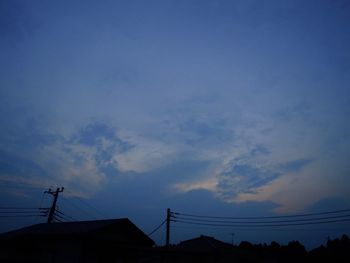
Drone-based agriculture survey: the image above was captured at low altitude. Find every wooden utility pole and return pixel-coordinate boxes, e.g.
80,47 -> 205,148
45,187 -> 64,223
166,208 -> 171,247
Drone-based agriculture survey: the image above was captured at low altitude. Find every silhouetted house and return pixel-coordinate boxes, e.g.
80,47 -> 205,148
177,235 -> 232,252
167,235 -> 234,263
0,218 -> 155,263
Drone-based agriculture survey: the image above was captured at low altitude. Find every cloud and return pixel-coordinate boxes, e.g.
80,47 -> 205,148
170,136 -> 320,213
114,135 -> 178,173
218,163 -> 281,197
232,161 -> 335,214
1,0 -> 349,220
172,144 -> 350,214
0,120 -> 137,196
173,178 -> 218,193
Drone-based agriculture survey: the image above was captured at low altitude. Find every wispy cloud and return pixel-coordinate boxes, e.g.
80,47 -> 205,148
173,178 -> 218,193
0,121 -> 135,196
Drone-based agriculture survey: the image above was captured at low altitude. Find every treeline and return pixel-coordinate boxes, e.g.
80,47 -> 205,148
231,234 -> 349,262
308,234 -> 350,263
163,234 -> 350,263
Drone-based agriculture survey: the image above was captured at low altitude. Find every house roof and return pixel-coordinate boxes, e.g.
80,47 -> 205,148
177,235 -> 232,251
0,218 -> 154,246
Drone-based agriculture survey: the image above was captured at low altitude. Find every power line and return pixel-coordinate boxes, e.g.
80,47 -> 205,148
38,191 -> 48,209
0,207 -> 48,219
53,213 -> 66,220
72,196 -> 108,218
0,210 -> 46,214
64,190 -> 107,217
61,194 -> 97,220
0,214 -> 46,218
148,219 -> 167,236
173,214 -> 350,224
0,206 -> 45,210
55,209 -> 77,221
172,208 -> 350,220
53,215 -> 65,223
172,225 -> 238,231
48,192 -> 105,222
170,225 -> 336,231
53,212 -> 70,222
172,218 -> 350,227
166,208 -> 350,245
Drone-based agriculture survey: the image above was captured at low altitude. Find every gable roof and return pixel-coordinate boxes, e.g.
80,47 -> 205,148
0,218 -> 154,246
177,235 -> 232,251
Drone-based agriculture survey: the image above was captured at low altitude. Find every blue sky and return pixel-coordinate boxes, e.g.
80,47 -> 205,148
1,0 -> 350,248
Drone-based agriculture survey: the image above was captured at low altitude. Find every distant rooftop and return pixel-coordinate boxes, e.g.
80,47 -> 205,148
177,235 -> 232,251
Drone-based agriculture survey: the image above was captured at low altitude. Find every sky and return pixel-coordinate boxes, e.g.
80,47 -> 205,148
0,0 -> 350,249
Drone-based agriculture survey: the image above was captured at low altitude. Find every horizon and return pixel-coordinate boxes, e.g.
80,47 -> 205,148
1,0 -> 349,250
1,190 -> 349,250
1,206 -> 349,251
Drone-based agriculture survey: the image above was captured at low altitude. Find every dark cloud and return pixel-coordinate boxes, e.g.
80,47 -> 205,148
71,123 -> 123,147
216,157 -> 313,200
0,120 -> 136,191
218,163 -> 281,198
68,122 -> 134,178
250,144 -> 271,156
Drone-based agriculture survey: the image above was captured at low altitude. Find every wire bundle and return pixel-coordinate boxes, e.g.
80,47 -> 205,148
0,206 -> 48,218
148,219 -> 167,236
171,209 -> 350,228
52,208 -> 77,223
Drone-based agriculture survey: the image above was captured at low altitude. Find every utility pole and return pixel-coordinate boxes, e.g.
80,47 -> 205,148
231,233 -> 235,245
166,208 -> 171,248
45,187 -> 64,223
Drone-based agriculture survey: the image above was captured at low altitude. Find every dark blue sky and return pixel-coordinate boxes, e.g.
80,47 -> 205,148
1,0 -> 350,249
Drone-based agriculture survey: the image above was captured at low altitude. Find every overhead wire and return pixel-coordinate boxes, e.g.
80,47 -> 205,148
148,219 -> 167,236
0,214 -> 46,218
63,190 -> 108,219
26,193 -> 49,224
171,208 -> 350,229
75,197 -> 107,218
0,210 -> 44,214
55,209 -> 77,221
172,208 -> 350,220
0,206 -> 48,218
53,212 -> 70,222
172,218 -> 350,227
53,215 -> 65,223
60,194 -> 96,220
172,214 -> 350,224
0,187 -> 78,223
172,226 -> 349,232
0,183 -> 51,223
0,206 -> 45,210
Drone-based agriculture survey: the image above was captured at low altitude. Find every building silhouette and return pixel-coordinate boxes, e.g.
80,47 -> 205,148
0,218 -> 154,263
